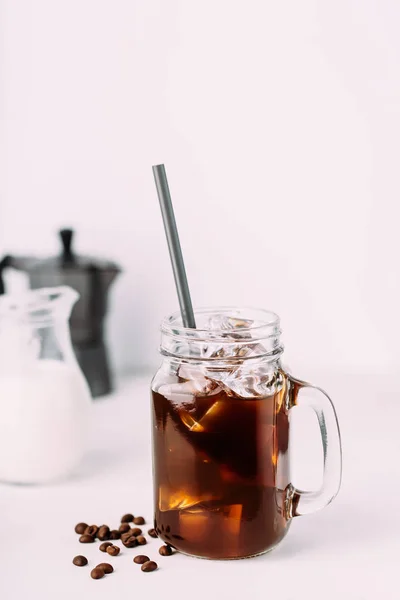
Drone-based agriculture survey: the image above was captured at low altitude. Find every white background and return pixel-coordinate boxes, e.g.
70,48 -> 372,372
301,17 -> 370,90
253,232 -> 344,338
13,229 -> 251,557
1,0 -> 400,375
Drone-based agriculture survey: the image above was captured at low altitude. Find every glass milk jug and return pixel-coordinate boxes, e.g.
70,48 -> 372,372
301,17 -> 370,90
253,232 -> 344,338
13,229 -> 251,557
151,307 -> 342,559
0,287 -> 92,484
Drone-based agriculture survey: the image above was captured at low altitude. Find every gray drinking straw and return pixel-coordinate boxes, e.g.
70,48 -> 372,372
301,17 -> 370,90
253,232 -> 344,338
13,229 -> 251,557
152,164 -> 196,329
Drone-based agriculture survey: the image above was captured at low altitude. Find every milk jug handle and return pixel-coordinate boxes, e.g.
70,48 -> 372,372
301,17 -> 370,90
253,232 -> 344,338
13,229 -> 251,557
0,255 -> 13,295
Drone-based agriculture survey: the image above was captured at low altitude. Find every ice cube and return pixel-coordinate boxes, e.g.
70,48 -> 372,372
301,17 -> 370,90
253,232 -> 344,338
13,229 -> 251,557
201,344 -> 228,359
204,315 -> 255,350
164,312 -> 281,401
200,340 -> 252,362
178,504 -> 243,552
216,365 -> 284,399
179,410 -> 205,432
179,399 -> 225,432
206,314 -> 254,334
158,365 -> 221,432
158,377 -> 219,404
180,364 -> 220,393
200,313 -> 263,359
179,507 -> 211,543
179,365 -> 218,391
221,504 -> 243,537
206,314 -> 232,331
159,486 -> 217,511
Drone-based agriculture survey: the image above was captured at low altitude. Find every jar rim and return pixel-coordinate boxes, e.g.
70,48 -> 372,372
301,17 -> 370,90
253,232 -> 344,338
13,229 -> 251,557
160,306 -> 283,362
161,306 -> 280,341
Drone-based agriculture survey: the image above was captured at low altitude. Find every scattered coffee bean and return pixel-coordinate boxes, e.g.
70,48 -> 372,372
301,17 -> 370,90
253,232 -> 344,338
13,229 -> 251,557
121,513 -> 134,523
79,534 -> 95,543
134,555 -> 150,564
73,555 -> 88,566
97,525 -> 110,541
121,531 -> 133,541
75,522 -> 88,535
136,536 -> 147,546
133,516 -> 145,525
99,542 -> 113,553
148,528 -> 158,538
159,545 -> 173,556
91,567 -> 105,580
97,562 -> 113,574
109,529 -> 121,540
106,545 -> 120,557
84,525 -> 99,538
119,523 -> 131,534
130,527 -> 142,536
122,535 -> 137,548
141,561 -> 158,573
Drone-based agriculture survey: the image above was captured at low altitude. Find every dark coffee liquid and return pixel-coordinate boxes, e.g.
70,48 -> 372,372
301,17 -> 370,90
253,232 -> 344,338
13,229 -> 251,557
152,380 -> 291,559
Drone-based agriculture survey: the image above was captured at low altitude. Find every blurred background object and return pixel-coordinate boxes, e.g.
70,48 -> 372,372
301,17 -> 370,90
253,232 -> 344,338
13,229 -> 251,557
0,229 -> 120,397
0,286 -> 91,483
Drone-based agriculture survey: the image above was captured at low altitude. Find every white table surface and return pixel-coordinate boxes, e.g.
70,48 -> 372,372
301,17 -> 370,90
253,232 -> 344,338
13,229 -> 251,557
2,372 -> 399,600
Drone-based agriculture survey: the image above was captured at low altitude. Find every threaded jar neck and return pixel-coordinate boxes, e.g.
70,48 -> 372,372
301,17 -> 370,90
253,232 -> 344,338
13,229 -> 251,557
160,307 -> 283,365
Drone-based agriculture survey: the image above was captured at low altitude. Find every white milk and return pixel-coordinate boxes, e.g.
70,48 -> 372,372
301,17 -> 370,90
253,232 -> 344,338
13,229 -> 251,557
0,360 -> 91,484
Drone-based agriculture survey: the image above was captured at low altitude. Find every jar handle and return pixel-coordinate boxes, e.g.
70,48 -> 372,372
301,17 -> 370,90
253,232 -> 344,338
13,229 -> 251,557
286,375 -> 342,517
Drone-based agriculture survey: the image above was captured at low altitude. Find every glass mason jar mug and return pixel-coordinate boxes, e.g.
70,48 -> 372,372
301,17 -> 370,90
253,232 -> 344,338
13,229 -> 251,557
151,307 -> 342,559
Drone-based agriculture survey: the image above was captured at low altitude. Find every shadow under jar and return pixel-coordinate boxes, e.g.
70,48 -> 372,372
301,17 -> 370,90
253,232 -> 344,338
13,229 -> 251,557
151,308 -> 342,560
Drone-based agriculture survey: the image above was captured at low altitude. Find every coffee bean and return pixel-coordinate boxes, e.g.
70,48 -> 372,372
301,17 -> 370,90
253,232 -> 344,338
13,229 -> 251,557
141,561 -> 158,572
122,535 -> 137,548
119,523 -> 131,534
106,545 -> 120,556
79,534 -> 95,543
133,516 -> 145,525
121,531 -> 133,542
159,545 -> 173,556
121,513 -> 134,523
109,529 -> 121,540
148,528 -> 158,538
75,523 -> 88,535
134,555 -> 150,564
97,525 -> 110,541
130,527 -> 142,536
99,542 -> 113,553
84,525 -> 99,537
91,567 -> 105,580
136,536 -> 147,545
73,555 -> 88,566
97,562 -> 113,574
